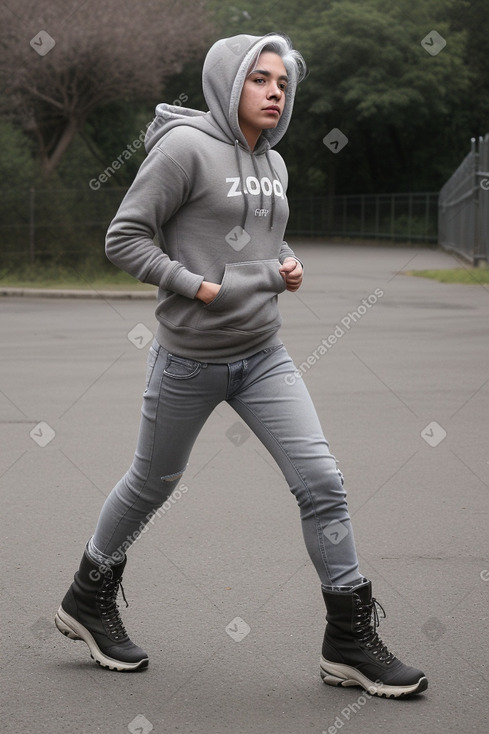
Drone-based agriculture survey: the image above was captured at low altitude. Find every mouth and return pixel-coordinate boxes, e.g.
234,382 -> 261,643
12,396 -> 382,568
263,105 -> 281,115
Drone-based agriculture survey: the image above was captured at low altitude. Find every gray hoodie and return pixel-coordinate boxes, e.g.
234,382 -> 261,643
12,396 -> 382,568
105,33 -> 301,362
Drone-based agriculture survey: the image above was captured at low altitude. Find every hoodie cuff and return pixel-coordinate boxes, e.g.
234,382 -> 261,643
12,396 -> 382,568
165,265 -> 204,299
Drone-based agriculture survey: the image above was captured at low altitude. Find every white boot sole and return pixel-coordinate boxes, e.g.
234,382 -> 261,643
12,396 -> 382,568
55,606 -> 148,672
320,656 -> 428,698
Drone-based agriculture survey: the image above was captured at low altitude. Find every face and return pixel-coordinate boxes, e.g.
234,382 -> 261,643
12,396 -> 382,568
238,51 -> 288,145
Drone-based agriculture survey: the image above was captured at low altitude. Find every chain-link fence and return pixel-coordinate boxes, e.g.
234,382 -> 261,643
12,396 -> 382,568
438,134 -> 489,265
0,187 -> 439,269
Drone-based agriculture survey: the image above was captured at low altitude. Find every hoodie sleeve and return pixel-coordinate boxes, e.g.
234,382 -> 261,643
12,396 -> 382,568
279,241 -> 303,269
105,146 -> 204,298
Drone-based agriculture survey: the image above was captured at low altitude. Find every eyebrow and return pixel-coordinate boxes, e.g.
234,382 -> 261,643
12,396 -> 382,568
250,69 -> 289,82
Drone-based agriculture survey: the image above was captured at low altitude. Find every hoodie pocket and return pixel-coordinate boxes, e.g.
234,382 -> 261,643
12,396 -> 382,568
202,259 -> 286,333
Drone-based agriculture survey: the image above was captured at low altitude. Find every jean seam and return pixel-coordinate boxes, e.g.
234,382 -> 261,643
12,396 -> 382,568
231,395 -> 333,584
101,352 -> 168,554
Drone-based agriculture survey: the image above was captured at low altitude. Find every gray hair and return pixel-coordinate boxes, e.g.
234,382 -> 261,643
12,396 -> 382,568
247,33 -> 308,87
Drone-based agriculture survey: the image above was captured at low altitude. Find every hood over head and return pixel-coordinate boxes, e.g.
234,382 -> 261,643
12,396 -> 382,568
145,33 -> 305,154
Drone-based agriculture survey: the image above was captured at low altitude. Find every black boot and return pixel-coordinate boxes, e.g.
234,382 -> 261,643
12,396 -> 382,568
320,579 -> 428,698
55,550 -> 148,671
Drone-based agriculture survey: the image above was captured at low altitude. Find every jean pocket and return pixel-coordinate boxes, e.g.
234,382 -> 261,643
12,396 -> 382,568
163,354 -> 203,380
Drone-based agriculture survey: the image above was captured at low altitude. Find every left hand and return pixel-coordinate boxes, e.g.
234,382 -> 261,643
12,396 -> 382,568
279,258 -> 303,292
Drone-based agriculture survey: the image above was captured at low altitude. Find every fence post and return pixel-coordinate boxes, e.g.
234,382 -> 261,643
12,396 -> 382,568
473,135 -> 487,266
29,187 -> 35,265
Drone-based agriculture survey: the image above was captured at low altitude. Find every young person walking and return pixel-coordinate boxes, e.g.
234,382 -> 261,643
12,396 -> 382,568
55,33 -> 428,699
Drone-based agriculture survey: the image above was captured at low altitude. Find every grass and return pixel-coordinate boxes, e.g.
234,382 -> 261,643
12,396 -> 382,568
0,263 -> 155,290
405,267 -> 489,284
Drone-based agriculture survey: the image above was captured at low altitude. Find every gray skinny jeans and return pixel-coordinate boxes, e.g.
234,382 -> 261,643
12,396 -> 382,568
92,340 -> 362,588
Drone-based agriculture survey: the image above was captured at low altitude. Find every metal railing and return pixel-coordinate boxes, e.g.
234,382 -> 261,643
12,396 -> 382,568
438,134 -> 489,265
0,187 -> 439,267
287,192 -> 438,241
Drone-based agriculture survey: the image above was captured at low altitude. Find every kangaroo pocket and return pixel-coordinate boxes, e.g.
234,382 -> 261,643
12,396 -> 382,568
157,259 -> 286,336
200,259 -> 286,333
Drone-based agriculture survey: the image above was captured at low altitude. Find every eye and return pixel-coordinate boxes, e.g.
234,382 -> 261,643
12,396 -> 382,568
254,77 -> 266,84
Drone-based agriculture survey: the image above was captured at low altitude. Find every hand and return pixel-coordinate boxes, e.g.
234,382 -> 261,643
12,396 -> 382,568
195,280 -> 221,304
279,258 -> 303,292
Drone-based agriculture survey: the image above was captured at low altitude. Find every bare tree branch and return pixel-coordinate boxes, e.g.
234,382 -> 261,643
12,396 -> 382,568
0,0 -> 212,177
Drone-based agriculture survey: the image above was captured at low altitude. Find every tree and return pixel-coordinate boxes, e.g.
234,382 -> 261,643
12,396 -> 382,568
0,0 -> 212,179
208,0 -> 472,195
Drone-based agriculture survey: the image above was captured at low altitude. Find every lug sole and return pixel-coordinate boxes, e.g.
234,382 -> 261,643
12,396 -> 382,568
55,605 -> 148,672
320,656 -> 428,699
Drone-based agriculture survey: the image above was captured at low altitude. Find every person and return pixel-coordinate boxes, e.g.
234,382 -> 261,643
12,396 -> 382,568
55,32 -> 428,699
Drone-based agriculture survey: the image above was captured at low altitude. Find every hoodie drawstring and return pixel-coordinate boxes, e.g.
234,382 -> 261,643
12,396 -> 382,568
264,150 -> 277,231
234,140 -> 249,231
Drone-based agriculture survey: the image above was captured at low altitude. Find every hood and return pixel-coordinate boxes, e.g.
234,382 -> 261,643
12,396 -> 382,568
145,33 -> 299,154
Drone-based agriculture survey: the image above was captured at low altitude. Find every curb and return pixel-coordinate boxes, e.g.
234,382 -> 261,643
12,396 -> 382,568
0,287 -> 157,299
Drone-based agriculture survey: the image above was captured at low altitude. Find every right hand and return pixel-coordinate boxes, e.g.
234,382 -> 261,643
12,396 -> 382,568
195,280 -> 221,304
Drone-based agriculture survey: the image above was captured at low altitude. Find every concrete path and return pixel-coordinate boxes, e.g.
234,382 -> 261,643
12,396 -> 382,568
1,242 -> 488,734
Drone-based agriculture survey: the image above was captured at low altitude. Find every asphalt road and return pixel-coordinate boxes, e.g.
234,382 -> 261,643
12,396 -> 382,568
1,242 -> 488,734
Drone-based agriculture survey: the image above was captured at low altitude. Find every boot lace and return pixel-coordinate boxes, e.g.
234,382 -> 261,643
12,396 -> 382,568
353,595 -> 396,664
96,570 -> 129,642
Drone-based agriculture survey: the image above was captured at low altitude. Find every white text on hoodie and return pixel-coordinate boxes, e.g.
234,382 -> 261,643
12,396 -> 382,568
226,176 -> 285,199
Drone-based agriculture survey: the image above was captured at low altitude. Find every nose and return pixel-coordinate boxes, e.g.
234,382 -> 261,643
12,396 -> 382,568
268,80 -> 283,100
